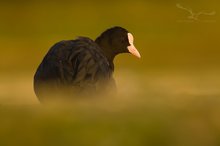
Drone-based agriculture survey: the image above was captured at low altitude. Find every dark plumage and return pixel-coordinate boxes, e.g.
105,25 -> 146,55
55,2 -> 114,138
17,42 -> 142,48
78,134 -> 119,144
34,26 -> 140,102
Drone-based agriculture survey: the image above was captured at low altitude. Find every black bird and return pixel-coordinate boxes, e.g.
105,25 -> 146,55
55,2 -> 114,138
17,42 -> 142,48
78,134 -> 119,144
34,26 -> 140,102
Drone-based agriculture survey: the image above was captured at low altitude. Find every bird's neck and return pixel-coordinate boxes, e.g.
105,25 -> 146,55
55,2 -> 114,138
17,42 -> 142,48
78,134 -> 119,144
95,37 -> 116,67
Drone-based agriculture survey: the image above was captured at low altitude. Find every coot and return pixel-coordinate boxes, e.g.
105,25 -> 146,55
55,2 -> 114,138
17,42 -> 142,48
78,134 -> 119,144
34,26 -> 140,102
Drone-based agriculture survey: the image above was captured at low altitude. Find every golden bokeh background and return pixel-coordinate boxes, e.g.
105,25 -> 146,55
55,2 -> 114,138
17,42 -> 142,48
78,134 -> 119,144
0,0 -> 219,145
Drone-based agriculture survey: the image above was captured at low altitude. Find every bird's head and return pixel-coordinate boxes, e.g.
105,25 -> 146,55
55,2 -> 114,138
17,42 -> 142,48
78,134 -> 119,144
95,26 -> 141,61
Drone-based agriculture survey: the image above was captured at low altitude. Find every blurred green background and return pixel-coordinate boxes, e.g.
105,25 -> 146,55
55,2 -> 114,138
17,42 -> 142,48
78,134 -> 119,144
0,0 -> 220,145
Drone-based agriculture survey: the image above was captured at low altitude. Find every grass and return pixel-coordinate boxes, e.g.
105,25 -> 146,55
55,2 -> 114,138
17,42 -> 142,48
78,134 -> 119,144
1,98 -> 220,146
0,69 -> 220,146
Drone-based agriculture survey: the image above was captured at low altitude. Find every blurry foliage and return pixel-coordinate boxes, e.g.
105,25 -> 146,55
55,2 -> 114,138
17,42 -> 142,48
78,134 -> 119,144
0,94 -> 220,146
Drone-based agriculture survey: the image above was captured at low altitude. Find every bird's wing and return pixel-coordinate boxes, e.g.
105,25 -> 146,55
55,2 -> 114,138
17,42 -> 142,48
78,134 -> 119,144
34,39 -> 115,97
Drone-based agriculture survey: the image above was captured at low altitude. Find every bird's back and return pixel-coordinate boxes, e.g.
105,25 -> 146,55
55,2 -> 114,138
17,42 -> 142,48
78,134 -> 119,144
34,37 -> 115,101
